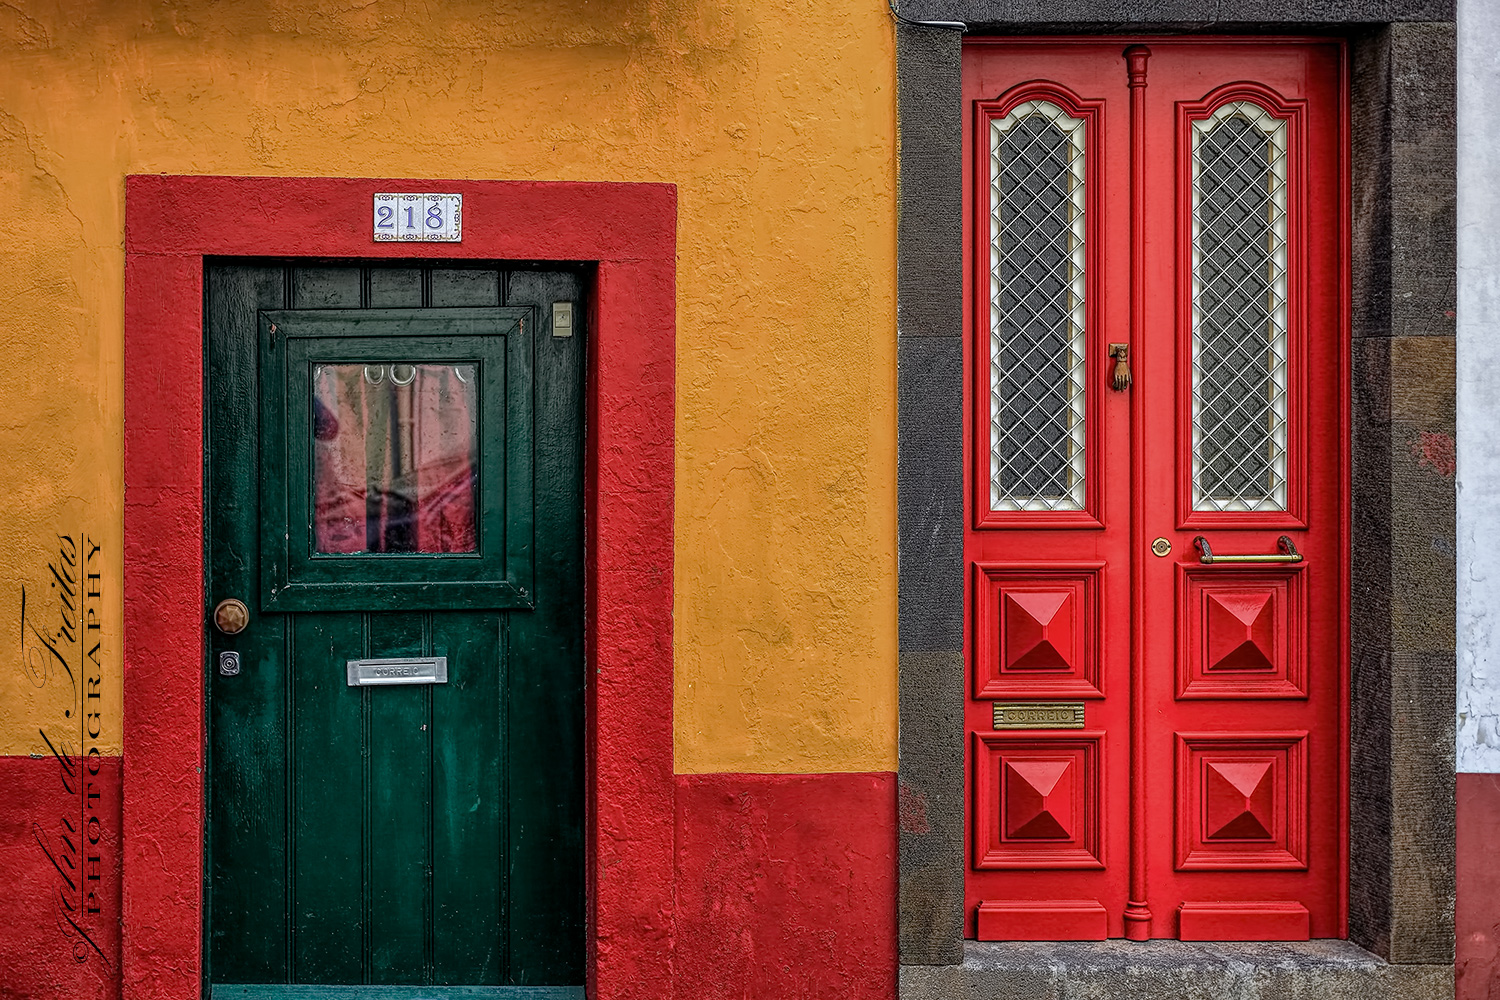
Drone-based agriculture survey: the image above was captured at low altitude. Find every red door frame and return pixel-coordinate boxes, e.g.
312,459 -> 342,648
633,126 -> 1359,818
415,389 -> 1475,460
122,176 -> 675,1000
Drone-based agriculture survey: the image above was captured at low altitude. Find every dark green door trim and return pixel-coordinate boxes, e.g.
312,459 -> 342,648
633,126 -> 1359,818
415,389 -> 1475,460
260,307 -> 535,612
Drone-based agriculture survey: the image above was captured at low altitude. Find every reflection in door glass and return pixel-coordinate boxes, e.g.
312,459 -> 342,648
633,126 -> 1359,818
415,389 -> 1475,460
312,363 -> 478,553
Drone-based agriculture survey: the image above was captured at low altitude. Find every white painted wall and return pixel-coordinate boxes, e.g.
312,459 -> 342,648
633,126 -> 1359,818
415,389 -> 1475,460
1457,0 -> 1500,772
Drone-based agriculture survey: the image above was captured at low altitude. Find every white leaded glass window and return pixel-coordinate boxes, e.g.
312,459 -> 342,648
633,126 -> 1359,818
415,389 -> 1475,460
1190,101 -> 1290,512
990,100 -> 1087,512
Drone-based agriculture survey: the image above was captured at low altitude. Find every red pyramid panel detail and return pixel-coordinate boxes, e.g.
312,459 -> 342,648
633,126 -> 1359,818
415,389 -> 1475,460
1003,758 -> 1073,840
1003,591 -> 1073,671
1205,591 -> 1276,672
1204,759 -> 1275,841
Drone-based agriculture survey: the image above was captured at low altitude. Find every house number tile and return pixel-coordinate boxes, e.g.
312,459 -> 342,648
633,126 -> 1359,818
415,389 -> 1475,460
373,193 -> 462,242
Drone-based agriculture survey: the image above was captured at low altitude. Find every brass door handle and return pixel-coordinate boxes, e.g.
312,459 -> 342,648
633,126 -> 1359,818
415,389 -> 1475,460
1192,535 -> 1303,564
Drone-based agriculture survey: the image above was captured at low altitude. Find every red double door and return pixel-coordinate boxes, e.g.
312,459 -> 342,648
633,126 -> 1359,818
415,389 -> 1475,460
963,39 -> 1347,941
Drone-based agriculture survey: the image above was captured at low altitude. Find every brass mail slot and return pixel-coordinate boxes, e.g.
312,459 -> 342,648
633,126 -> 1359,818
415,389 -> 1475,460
992,701 -> 1085,730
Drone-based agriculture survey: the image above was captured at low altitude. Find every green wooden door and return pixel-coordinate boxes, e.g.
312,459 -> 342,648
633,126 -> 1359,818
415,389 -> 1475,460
206,264 -> 585,999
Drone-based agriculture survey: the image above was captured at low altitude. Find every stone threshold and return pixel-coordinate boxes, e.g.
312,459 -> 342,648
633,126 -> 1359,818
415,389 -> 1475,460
899,940 -> 1453,999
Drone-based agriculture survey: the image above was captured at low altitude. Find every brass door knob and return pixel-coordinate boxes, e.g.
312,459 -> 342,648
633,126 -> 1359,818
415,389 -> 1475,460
214,598 -> 250,635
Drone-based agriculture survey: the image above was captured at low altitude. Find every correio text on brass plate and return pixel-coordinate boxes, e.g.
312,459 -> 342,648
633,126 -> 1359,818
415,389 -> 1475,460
993,701 -> 1086,730
347,656 -> 449,687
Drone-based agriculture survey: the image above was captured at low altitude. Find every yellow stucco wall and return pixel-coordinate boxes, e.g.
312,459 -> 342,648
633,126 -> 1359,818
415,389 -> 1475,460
0,1 -> 898,771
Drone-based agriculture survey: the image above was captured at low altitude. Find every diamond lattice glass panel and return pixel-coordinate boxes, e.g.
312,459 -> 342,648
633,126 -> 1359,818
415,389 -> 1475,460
990,101 -> 1087,512
1190,102 -> 1290,512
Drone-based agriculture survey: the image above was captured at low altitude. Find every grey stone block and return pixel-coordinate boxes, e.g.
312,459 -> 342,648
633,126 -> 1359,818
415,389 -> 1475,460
899,941 -> 1453,1000
1353,24 -> 1458,344
898,336 -> 964,653
1390,24 -> 1457,340
897,23 -> 963,341
1350,27 -> 1458,955
896,16 -> 967,970
899,651 -> 966,966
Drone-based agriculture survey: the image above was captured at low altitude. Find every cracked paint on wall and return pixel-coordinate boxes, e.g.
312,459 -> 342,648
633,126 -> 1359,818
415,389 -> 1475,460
1459,0 -> 1500,774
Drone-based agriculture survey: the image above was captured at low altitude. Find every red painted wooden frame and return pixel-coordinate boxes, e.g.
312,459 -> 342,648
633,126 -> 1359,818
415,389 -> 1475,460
971,81 -> 1106,530
1175,82 -> 1310,530
122,176 -> 675,1000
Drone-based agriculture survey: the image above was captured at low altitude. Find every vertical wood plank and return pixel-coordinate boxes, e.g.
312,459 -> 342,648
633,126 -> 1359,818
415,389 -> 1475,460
291,611 -> 366,983
208,264 -> 291,983
503,270 -> 587,983
430,611 -> 505,984
366,613 -> 431,984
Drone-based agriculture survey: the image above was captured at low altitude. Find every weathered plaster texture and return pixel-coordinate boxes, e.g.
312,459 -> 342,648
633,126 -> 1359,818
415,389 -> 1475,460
0,757 -> 122,1000
673,772 -> 897,1000
1456,773 -> 1500,999
1457,0 -> 1500,773
0,1 -> 899,772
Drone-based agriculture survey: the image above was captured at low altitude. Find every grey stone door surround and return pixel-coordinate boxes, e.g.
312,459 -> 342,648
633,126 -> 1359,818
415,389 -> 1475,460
895,3 -> 1456,995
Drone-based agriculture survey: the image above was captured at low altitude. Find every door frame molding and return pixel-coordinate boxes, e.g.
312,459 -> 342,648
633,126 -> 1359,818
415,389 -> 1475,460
895,15 -> 1456,984
122,176 -> 677,1000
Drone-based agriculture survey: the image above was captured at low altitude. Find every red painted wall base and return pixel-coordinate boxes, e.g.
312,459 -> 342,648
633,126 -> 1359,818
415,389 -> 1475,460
0,755 -> 121,1000
674,772 -> 897,1000
1458,772 -> 1500,1000
0,759 -> 899,1000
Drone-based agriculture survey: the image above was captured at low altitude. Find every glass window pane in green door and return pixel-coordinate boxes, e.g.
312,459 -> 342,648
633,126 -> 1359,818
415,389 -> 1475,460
312,362 -> 479,553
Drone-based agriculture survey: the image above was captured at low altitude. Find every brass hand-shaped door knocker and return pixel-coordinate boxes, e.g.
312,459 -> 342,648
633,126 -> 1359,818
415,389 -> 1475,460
1108,343 -> 1132,391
